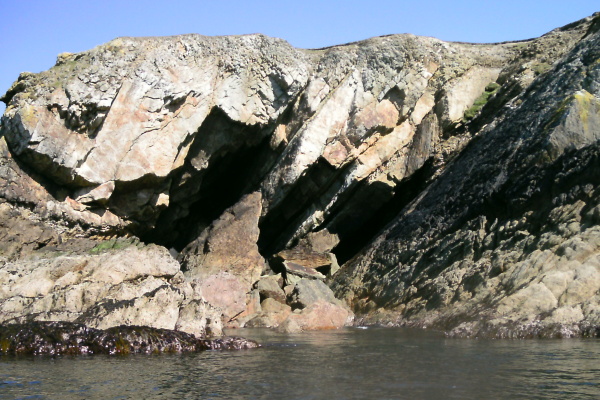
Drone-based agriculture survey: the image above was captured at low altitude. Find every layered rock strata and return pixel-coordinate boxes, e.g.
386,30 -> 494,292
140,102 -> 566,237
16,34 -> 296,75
332,16 -> 600,338
1,13 -> 599,338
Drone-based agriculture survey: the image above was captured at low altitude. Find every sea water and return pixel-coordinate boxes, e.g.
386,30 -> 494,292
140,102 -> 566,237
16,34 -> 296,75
1,327 -> 598,399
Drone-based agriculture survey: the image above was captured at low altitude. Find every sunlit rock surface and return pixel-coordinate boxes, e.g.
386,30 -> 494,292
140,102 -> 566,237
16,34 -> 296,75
332,15 -> 600,338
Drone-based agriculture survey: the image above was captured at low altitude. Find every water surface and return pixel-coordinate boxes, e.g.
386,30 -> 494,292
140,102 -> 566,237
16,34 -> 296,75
1,327 -> 598,399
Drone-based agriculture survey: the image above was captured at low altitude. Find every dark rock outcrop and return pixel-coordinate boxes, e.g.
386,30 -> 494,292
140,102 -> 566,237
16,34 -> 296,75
0,321 -> 259,355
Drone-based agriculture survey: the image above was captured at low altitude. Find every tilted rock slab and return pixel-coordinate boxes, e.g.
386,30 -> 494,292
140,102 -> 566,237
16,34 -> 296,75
178,191 -> 266,326
332,16 -> 600,338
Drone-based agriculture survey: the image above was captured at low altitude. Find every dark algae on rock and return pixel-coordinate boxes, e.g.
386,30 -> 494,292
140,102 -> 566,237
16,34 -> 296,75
0,12 -> 599,339
0,321 -> 259,355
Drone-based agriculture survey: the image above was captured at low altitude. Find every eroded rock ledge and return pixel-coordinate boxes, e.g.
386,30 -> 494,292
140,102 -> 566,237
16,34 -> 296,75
1,13 -> 599,338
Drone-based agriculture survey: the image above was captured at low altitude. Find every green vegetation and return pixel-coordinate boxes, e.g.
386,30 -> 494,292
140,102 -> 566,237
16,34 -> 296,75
532,62 -> 552,76
89,237 -> 138,254
543,95 -> 573,132
573,90 -> 595,126
463,82 -> 501,121
114,335 -> 131,354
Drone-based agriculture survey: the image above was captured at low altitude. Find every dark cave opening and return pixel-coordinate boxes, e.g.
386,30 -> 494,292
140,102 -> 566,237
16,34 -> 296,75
329,158 -> 436,265
255,153 -> 437,267
257,157 -> 342,255
141,107 -> 279,251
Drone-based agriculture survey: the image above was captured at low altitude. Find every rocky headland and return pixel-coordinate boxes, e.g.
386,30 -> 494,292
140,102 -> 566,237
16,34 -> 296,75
1,12 -> 599,344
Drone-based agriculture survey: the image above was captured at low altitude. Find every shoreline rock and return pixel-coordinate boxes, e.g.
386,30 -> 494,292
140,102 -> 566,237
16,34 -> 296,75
0,321 -> 260,356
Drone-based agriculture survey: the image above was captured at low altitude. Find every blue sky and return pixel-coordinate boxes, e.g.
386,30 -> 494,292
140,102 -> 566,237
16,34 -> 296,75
0,1 -> 598,114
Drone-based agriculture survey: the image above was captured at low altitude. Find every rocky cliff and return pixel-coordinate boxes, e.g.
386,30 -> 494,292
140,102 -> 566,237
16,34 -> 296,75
1,13 -> 599,338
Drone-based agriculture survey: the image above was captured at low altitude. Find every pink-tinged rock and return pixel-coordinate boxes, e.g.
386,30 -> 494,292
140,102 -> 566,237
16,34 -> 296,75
180,192 -> 266,287
283,261 -> 326,280
245,298 -> 292,328
196,272 -> 247,323
282,300 -> 351,331
228,289 -> 262,328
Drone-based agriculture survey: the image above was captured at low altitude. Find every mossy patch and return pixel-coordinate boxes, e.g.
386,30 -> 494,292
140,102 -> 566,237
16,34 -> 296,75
114,335 -> 131,354
532,62 -> 552,76
89,237 -> 139,254
463,82 -> 501,121
19,103 -> 38,126
0,338 -> 10,353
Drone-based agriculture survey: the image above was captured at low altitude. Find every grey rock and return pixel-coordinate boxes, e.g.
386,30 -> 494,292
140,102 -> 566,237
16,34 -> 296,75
255,274 -> 286,304
245,298 -> 292,328
0,227 -> 223,337
2,17 -> 590,251
288,278 -> 340,309
0,13 -> 599,339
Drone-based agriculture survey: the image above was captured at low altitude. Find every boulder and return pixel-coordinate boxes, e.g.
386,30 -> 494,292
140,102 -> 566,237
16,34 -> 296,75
282,261 -> 326,283
280,301 -> 351,332
193,272 -> 248,327
273,230 -> 341,282
245,298 -> 292,328
254,274 -> 286,304
301,229 -> 340,253
175,299 -> 223,337
229,289 -> 262,328
180,192 -> 265,286
287,279 -> 340,309
276,248 -> 332,270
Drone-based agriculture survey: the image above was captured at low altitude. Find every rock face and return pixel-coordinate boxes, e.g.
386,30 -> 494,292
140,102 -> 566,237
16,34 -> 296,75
1,13 -> 600,338
178,192 -> 266,326
179,192 -> 265,286
332,16 -> 600,338
0,235 -> 223,337
4,22 -> 588,251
